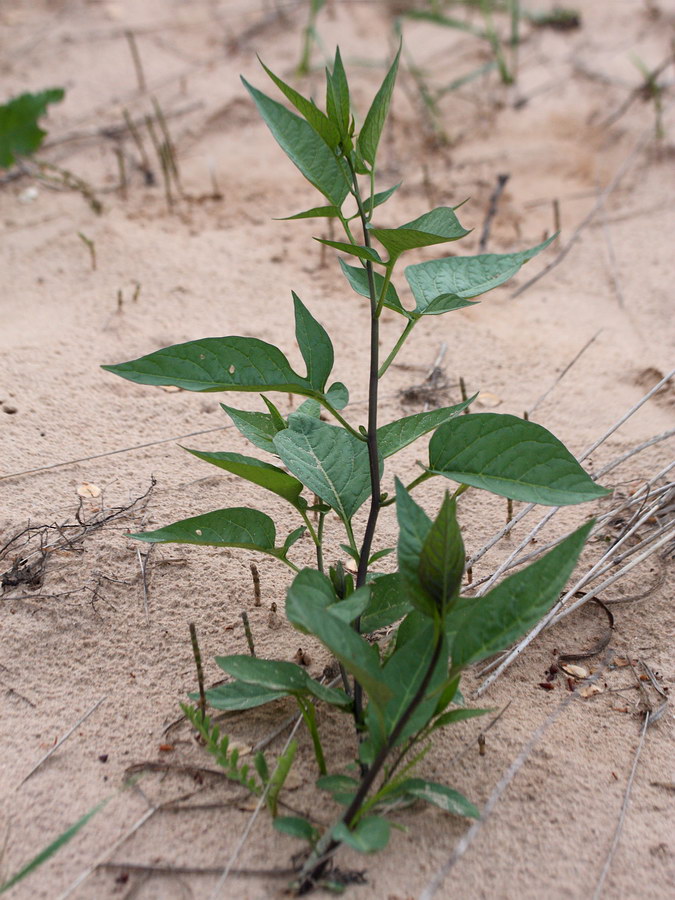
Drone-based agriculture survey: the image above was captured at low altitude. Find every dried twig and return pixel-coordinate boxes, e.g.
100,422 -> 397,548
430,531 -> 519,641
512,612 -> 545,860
527,330 -> 602,417
20,696 -> 107,787
479,173 -> 510,252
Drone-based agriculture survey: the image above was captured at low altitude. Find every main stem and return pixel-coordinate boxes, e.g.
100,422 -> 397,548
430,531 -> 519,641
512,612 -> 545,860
349,161 -> 382,729
295,626 -> 444,893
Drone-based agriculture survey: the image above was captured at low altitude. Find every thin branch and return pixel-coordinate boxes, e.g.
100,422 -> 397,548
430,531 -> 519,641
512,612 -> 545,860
527,330 -> 602,417
19,696 -> 107,787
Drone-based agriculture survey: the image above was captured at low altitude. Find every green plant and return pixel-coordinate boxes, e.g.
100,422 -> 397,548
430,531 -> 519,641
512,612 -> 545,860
0,88 -> 64,170
103,46 -> 608,892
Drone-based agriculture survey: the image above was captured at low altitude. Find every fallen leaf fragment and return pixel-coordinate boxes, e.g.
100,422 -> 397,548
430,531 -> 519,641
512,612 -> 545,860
579,683 -> 604,698
77,482 -> 101,498
159,385 -> 182,393
476,390 -> 502,408
561,664 -> 589,679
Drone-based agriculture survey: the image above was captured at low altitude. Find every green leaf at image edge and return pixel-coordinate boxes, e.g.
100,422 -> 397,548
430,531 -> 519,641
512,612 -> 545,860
0,87 -> 65,169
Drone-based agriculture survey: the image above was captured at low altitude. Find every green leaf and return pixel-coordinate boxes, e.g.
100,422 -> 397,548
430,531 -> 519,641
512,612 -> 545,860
216,655 -> 351,709
377,627 -> 449,747
326,48 -> 351,141
285,569 -> 391,709
274,415 -> 375,522
293,292 -> 334,391
395,480 -> 436,618
338,258 -> 412,319
368,207 -> 470,262
283,525 -> 306,554
317,773 -> 358,805
362,183 -> 401,215
0,88 -> 65,169
377,398 -> 476,458
333,817 -> 391,853
220,402 -> 283,454
428,413 -> 610,505
404,237 -> 554,313
452,521 -> 593,669
278,205 -> 340,220
328,585 -> 371,625
242,77 -> 349,207
297,381 -> 349,418
267,739 -> 298,817
130,507 -> 277,554
183,449 -> 304,506
360,573 -> 412,632
357,46 -> 401,166
254,751 -> 269,783
273,816 -> 319,843
431,706 -> 490,730
204,680 -> 287,711
315,238 -> 384,265
418,494 -> 465,615
414,294 -> 478,316
397,778 -> 479,818
259,58 -> 340,148
103,336 -> 313,395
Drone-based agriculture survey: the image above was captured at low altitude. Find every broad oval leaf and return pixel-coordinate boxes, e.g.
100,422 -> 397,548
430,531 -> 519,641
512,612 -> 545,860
428,413 -> 610,505
404,236 -> 555,312
368,207 -> 470,261
216,655 -> 350,708
130,507 -> 277,553
452,521 -> 593,669
293,292 -> 334,391
397,778 -> 479,818
357,46 -> 401,166
242,78 -> 350,207
377,398 -> 476,459
204,680 -> 287,711
183,449 -> 304,506
273,816 -> 319,843
103,336 -> 312,395
332,817 -> 391,854
274,415 -> 375,522
338,258 -> 412,319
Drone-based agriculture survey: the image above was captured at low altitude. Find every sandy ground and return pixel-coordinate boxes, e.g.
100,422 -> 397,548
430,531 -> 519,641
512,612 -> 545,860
1,1 -> 674,898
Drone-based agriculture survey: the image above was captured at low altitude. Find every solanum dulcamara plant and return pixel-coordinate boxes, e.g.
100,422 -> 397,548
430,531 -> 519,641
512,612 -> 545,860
104,46 -> 608,894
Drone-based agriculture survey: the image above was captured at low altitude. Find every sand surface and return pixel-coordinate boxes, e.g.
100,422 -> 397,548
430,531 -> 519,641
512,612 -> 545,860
1,1 -> 674,898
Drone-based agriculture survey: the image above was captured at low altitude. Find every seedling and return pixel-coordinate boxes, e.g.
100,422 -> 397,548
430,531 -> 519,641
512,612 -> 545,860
104,47 -> 609,892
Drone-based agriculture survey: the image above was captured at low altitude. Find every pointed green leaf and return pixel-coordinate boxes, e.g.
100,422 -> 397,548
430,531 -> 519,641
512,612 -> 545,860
297,381 -> 349,419
274,416 -> 375,522
277,205 -> 340,220
103,336 -> 313,395
220,402 -> 283,454
314,237 -> 383,265
404,237 -> 555,313
259,58 -> 340,148
326,48 -> 350,140
428,414 -> 610,505
333,817 -> 391,853
338,258 -> 412,319
362,182 -> 401,215
395,480 -> 436,618
375,627 -> 449,747
286,569 -> 391,709
283,525 -> 306,554
368,207 -> 470,261
216,655 -> 351,709
183,449 -> 304,506
357,46 -> 401,166
360,573 -> 411,633
452,521 -> 593,669
397,779 -> 479,818
414,294 -> 478,316
418,495 -> 465,614
204,680 -> 286,711
431,707 -> 490,730
377,398 -> 476,458
317,773 -> 359,805
273,816 -> 319,843
0,88 -> 65,169
293,292 -> 334,391
327,585 -> 371,625
130,507 -> 277,553
242,78 -> 349,207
